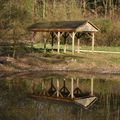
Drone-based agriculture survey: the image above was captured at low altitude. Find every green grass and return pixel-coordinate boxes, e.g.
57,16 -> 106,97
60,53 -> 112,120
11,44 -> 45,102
93,46 -> 120,52
33,43 -> 120,52
110,56 -> 120,63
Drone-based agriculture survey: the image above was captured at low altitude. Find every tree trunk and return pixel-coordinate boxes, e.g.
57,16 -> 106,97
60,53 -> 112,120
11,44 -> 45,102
102,0 -> 109,18
53,0 -> 56,9
33,0 -> 37,22
94,0 -> 98,18
43,0 -> 47,20
82,0 -> 86,18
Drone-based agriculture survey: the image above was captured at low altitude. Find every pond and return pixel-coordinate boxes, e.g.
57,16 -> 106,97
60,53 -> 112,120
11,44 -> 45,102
0,72 -> 120,120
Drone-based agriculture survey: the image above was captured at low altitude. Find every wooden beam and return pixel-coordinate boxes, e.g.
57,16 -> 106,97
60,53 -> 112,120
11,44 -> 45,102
54,32 -> 64,38
92,33 -> 95,52
54,32 -> 58,38
75,50 -> 120,54
57,32 -> 60,53
72,32 -> 76,54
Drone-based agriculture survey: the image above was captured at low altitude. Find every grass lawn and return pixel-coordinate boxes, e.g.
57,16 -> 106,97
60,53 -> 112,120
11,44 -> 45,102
0,44 -> 120,74
33,43 -> 120,52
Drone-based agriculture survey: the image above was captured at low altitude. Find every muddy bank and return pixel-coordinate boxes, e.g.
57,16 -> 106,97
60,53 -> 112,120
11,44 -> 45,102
0,53 -> 120,75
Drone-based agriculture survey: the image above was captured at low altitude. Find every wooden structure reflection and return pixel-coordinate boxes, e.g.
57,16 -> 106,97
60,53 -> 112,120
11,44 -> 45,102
30,77 -> 97,109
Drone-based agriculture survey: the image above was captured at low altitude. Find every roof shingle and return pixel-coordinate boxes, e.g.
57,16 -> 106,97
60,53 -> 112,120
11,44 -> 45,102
28,21 -> 99,32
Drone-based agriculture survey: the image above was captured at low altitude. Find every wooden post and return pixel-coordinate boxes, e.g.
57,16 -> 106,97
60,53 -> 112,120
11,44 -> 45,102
51,39 -> 54,53
44,38 -> 47,53
42,80 -> 45,95
57,32 -> 60,53
77,39 -> 80,53
31,32 -> 36,53
56,79 -> 60,97
77,78 -> 79,87
91,78 -> 94,96
72,32 -> 75,54
92,33 -> 95,52
63,32 -> 69,53
64,39 -> 67,53
71,78 -> 74,99
51,32 -> 54,52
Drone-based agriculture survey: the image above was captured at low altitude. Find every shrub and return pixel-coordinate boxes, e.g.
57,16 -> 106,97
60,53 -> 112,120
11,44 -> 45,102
93,18 -> 113,33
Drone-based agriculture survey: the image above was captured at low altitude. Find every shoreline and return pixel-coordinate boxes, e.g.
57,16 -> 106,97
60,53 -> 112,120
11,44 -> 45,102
1,69 -> 120,83
0,68 -> 120,76
0,52 -> 120,76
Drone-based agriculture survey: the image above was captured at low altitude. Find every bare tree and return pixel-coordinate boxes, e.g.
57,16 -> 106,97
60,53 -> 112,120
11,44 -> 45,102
94,0 -> 98,17
33,0 -> 37,22
82,0 -> 87,18
102,0 -> 109,18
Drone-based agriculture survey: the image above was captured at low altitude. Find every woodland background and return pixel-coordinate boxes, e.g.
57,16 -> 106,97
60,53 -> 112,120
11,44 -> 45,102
0,0 -> 120,56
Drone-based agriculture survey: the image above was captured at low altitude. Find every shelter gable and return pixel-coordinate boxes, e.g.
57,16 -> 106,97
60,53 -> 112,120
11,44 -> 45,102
76,22 -> 99,32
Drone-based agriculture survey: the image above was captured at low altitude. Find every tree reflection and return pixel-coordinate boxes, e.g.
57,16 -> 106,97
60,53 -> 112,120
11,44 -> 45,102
0,73 -> 119,120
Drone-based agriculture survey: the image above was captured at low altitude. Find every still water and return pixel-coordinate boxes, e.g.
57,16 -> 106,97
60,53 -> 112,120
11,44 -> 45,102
0,72 -> 120,120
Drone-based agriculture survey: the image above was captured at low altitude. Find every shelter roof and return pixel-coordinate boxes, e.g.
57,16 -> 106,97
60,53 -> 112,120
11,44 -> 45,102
28,20 -> 99,32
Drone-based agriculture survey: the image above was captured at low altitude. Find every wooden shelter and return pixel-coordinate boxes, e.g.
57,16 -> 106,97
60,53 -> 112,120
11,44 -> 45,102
28,20 -> 99,54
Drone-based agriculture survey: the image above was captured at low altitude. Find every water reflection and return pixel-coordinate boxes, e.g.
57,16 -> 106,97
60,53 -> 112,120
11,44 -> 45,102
0,72 -> 120,120
30,77 -> 97,108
